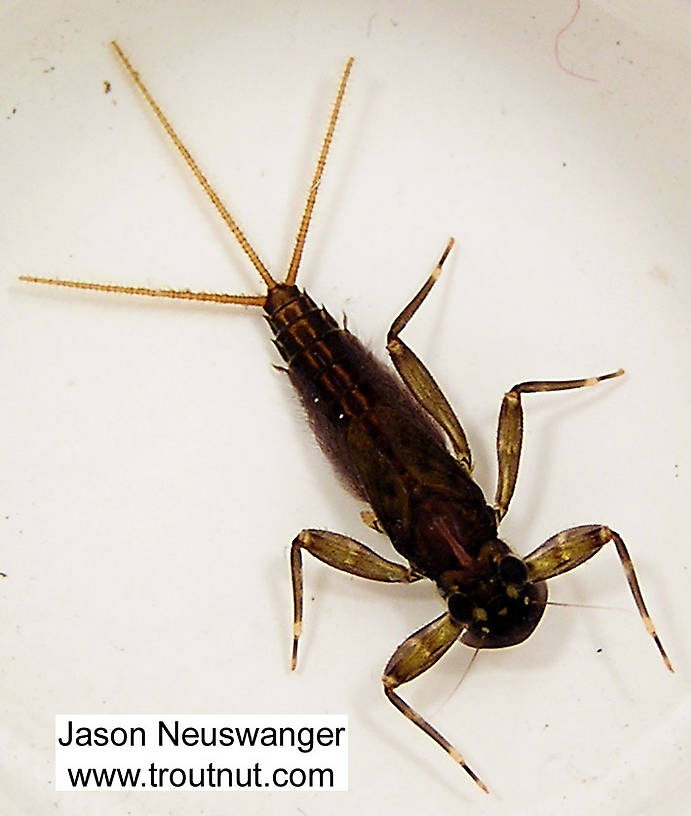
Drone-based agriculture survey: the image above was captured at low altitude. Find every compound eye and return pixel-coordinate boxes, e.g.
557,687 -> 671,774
448,593 -> 474,624
498,555 -> 528,586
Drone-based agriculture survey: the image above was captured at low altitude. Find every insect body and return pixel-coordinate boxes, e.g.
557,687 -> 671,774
22,43 -> 673,793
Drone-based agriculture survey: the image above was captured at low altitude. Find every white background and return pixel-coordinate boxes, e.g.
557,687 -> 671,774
1,1 -> 690,814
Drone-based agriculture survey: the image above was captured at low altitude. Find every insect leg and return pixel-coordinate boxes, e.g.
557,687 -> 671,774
386,239 -> 472,470
359,509 -> 385,533
290,529 -> 420,670
524,524 -> 673,672
382,613 -> 488,793
494,369 -> 624,522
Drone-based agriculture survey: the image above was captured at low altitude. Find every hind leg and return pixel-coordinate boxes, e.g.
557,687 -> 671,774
386,239 -> 472,470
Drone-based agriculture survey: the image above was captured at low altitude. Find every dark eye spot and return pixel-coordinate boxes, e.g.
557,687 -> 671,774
499,555 -> 527,586
448,593 -> 474,623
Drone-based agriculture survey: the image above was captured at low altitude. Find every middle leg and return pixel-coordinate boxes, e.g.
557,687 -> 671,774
494,369 -> 624,522
290,528 -> 420,669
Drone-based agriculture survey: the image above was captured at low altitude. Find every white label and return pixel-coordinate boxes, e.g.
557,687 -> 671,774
55,715 -> 348,791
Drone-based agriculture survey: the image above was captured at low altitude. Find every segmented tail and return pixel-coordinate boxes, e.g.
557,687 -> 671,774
20,42 -> 354,307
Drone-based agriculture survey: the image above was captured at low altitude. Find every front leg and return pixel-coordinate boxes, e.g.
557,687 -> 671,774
382,613 -> 488,793
290,529 -> 420,669
524,524 -> 673,672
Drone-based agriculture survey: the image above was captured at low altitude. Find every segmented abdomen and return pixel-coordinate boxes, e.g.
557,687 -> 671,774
263,283 -> 447,499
